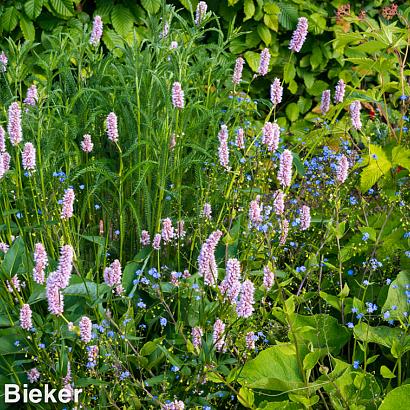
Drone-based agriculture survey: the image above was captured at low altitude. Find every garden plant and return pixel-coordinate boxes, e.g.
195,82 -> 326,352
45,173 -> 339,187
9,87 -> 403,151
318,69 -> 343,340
1,1 -> 410,409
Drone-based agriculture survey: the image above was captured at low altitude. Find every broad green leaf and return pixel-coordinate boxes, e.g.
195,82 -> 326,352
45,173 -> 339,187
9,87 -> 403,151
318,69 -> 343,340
2,7 -> 19,32
263,14 -> 278,32
111,5 -> 134,37
382,271 -> 410,320
238,344 -> 305,391
380,365 -> 395,379
20,16 -> 36,41
257,401 -> 302,409
237,386 -> 254,408
360,144 -> 391,192
391,145 -> 410,171
310,47 -> 322,70
141,0 -> 161,14
278,3 -> 298,30
286,103 -> 299,122
24,0 -> 43,20
257,24 -> 271,46
244,0 -> 255,21
1,237 -> 26,278
263,4 -> 280,15
284,62 -> 296,83
50,0 -> 74,18
379,385 -> 410,410
244,51 -> 261,72
103,29 -> 124,56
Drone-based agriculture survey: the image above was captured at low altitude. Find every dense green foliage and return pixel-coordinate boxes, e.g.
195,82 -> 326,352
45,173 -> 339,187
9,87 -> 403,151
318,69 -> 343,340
0,1 -> 410,409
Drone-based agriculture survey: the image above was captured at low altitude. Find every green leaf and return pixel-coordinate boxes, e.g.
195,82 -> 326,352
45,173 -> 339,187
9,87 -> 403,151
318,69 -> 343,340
263,4 -> 280,15
391,145 -> 410,171
284,62 -> 295,83
360,144 -> 392,192
2,7 -> 19,32
286,103 -> 299,122
111,5 -> 134,37
103,29 -> 124,56
278,3 -> 298,30
257,24 -> 271,46
263,14 -> 278,32
237,387 -> 254,408
244,51 -> 261,72
1,237 -> 25,278
310,47 -> 322,70
50,0 -> 74,18
140,0 -> 161,14
382,271 -> 410,320
20,16 -> 35,41
244,0 -> 255,21
379,385 -> 410,410
238,344 -> 305,391
380,365 -> 395,379
24,0 -> 44,20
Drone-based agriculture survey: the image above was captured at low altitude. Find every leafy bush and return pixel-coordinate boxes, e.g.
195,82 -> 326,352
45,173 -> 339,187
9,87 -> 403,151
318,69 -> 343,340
0,2 -> 410,409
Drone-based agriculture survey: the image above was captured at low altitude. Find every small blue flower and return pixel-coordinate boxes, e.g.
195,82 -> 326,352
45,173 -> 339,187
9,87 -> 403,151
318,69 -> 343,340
79,184 -> 85,190
383,311 -> 390,320
95,204 -> 101,210
362,232 -> 370,242
160,317 -> 167,327
353,360 -> 360,369
347,322 -> 354,329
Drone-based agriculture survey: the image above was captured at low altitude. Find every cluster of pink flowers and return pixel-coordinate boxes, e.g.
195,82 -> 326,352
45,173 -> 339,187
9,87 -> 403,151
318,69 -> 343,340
279,219 -> 289,245
258,48 -> 270,76
350,101 -> 362,130
24,84 -> 38,106
79,316 -> 92,343
273,190 -> 285,215
22,142 -> 36,171
0,242 -> 9,253
198,230 -> 222,286
236,279 -> 255,318
61,188 -> 75,220
153,233 -> 162,250
176,220 -> 186,239
263,265 -> 275,290
261,122 -> 280,152
336,154 -> 349,183
232,57 -> 244,85
195,1 -> 208,25
277,149 -> 293,187
236,128 -> 245,149
320,90 -> 331,115
270,78 -> 283,106
87,345 -> 99,368
0,126 -> 6,153
172,82 -> 184,109
219,258 -> 241,303
33,243 -> 48,284
106,112 -> 119,142
334,79 -> 345,103
27,368 -> 40,383
20,304 -> 33,330
202,203 -> 212,220
289,17 -> 308,52
104,259 -> 123,295
249,196 -> 262,224
81,134 -> 93,153
90,16 -> 103,46
213,318 -> 225,352
0,51 -> 7,71
8,102 -> 22,146
46,245 -> 74,315
7,275 -> 22,293
140,230 -> 150,246
164,400 -> 185,410
300,205 -> 311,231
218,124 -> 229,169
161,218 -> 175,243
192,326 -> 203,349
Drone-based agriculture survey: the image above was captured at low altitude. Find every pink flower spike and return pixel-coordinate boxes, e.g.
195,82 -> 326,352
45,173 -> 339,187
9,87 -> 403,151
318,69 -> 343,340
195,1 -> 208,25
232,57 -> 244,85
152,233 -> 161,250
61,188 -> 75,220
300,205 -> 311,230
258,48 -> 270,76
106,112 -> 119,142
90,16 -> 103,46
270,78 -> 283,106
8,102 -> 23,146
236,279 -> 255,318
336,154 -> 349,184
218,124 -> 229,169
0,51 -> 8,72
140,230 -> 150,246
20,304 -> 33,330
192,326 -> 203,349
213,318 -> 225,352
263,266 -> 275,290
22,142 -> 36,171
81,134 -> 93,153
289,17 -> 309,52
33,243 -> 48,284
24,85 -> 38,107
334,79 -> 345,104
277,149 -> 293,187
320,90 -> 331,115
79,316 -> 92,343
0,126 -> 6,153
172,82 -> 185,109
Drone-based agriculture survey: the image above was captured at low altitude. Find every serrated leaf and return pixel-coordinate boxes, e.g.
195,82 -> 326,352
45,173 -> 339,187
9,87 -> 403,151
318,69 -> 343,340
103,29 -> 124,56
278,2 -> 298,30
111,5 -> 134,37
50,0 -> 74,18
263,14 -> 278,32
360,144 -> 391,192
24,0 -> 43,20
244,0 -> 255,21
257,24 -> 271,45
141,0 -> 161,14
2,7 -> 19,32
20,16 -> 35,41
391,145 -> 410,170
244,51 -> 260,72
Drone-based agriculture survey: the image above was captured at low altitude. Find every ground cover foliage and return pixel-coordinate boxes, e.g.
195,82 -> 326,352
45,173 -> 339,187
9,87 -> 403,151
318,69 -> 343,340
0,1 -> 410,409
